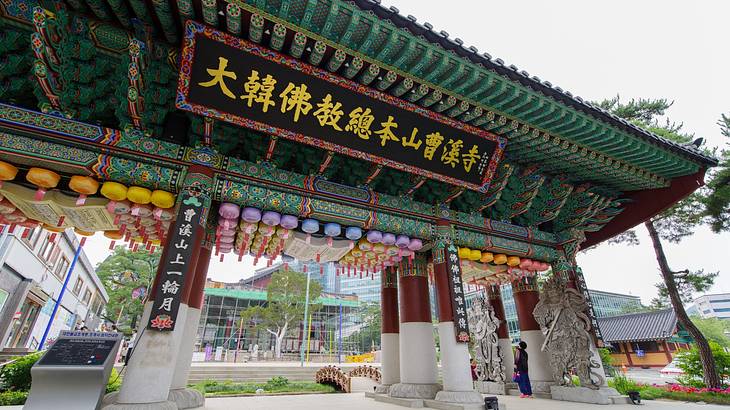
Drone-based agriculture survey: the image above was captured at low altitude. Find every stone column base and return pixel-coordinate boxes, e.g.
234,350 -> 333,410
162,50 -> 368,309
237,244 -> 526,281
475,381 -> 507,395
388,382 -> 442,399
550,385 -> 624,405
435,390 -> 484,404
374,384 -> 391,394
102,400 -> 177,410
530,380 -> 555,394
168,388 -> 205,409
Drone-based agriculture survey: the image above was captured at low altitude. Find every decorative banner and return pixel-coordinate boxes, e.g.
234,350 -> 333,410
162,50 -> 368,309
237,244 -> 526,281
177,21 -> 506,192
147,192 -> 203,331
445,244 -> 470,343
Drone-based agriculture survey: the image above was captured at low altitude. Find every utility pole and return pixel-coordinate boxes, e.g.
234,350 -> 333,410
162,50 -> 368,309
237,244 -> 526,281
299,267 -> 311,367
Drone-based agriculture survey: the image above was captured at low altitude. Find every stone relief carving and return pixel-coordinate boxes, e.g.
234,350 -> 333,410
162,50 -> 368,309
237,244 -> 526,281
533,279 -> 604,389
468,294 -> 505,383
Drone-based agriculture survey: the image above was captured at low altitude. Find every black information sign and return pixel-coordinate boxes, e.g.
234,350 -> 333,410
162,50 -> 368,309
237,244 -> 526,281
445,244 -> 470,343
38,338 -> 116,366
147,193 -> 202,331
177,21 -> 505,191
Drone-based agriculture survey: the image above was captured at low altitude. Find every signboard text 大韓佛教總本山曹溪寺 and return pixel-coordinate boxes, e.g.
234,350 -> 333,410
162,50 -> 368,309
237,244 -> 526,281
176,21 -> 506,192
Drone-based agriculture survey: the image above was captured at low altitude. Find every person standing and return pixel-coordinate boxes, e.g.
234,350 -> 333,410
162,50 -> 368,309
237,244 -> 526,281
514,341 -> 532,398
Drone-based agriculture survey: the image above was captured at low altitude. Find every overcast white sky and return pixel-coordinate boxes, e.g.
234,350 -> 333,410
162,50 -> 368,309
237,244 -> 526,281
84,0 -> 729,305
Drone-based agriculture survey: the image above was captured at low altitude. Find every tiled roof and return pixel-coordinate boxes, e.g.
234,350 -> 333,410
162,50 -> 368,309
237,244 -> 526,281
355,0 -> 717,167
597,309 -> 677,343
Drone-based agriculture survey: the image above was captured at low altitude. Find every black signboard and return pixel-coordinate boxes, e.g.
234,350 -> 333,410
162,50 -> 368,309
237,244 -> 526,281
445,244 -> 470,343
38,337 -> 117,366
147,193 -> 202,331
177,21 -> 506,191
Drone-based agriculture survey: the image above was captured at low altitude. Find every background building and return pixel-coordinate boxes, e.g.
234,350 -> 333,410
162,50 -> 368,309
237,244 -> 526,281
598,309 -> 692,368
467,286 -> 643,343
0,227 -> 108,352
690,293 -> 730,320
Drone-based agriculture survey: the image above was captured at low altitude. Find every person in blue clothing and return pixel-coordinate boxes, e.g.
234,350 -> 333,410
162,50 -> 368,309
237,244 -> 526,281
514,341 -> 533,398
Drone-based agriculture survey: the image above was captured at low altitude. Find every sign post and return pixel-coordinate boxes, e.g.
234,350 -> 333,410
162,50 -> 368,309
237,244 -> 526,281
25,331 -> 122,410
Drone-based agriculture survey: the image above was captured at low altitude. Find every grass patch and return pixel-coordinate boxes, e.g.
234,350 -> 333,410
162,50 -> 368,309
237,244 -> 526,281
190,379 -> 337,397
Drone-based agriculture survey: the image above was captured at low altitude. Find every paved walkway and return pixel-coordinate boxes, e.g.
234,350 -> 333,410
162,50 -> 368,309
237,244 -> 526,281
5,392 -> 726,409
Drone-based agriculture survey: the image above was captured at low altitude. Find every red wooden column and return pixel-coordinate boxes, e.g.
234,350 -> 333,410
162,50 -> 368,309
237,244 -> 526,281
487,285 -> 514,382
379,266 -> 400,389
389,262 -> 440,399
512,276 -> 552,389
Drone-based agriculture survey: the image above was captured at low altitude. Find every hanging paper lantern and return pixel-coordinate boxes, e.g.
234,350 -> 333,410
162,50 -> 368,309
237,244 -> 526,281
4,211 -> 27,223
150,190 -> 175,209
301,218 -> 319,244
280,214 -> 298,230
519,258 -> 533,270
324,222 -> 341,246
241,207 -> 262,223
219,217 -> 237,230
218,227 -> 236,237
345,227 -> 362,240
218,202 -> 241,219
366,230 -> 383,244
480,252 -> 494,263
240,221 -> 258,234
219,235 -> 235,244
26,167 -> 61,201
408,238 -> 423,251
395,235 -> 410,249
258,224 -> 276,236
357,239 -> 373,251
131,203 -> 152,217
261,211 -> 282,226
372,243 -> 386,254
153,207 -> 174,221
506,256 -> 520,267
127,186 -> 152,204
68,175 -> 99,206
106,200 -> 131,216
101,181 -> 128,202
74,228 -> 94,237
104,230 -> 123,240
493,254 -> 508,265
469,249 -> 482,261
276,226 -> 291,239
458,247 -> 471,260
0,161 -> 18,188
381,232 -> 396,246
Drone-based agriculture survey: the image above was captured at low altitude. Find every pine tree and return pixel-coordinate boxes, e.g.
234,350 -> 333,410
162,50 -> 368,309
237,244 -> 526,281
596,96 -> 721,388
704,114 -> 730,232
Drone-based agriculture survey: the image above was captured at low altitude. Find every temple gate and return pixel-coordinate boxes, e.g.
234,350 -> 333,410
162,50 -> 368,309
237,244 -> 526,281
0,0 -> 717,408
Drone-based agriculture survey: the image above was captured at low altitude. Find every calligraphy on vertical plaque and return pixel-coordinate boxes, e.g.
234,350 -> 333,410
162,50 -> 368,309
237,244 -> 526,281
147,193 -> 202,331
445,244 -> 470,343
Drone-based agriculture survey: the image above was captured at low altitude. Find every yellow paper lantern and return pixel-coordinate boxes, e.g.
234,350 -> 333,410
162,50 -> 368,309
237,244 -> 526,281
0,161 -> 18,182
69,176 -> 99,196
469,249 -> 482,261
493,254 -> 508,265
506,256 -> 521,267
351,249 -> 363,258
74,228 -> 95,236
480,252 -> 494,263
127,186 -> 152,204
458,247 -> 471,259
42,224 -> 65,233
150,190 -> 175,209
104,230 -> 123,240
101,182 -> 128,201
27,168 -> 60,200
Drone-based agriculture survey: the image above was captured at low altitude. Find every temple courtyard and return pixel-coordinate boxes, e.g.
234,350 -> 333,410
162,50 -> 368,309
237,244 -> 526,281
3,393 -> 726,410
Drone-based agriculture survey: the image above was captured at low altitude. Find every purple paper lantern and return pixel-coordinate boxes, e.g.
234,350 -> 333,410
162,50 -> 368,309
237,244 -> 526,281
366,230 -> 383,244
218,202 -> 240,219
261,211 -> 281,226
280,214 -> 298,230
241,207 -> 262,223
324,223 -> 341,237
382,233 -> 396,246
395,235 -> 410,249
407,238 -> 423,251
301,219 -> 319,234
345,226 -> 362,241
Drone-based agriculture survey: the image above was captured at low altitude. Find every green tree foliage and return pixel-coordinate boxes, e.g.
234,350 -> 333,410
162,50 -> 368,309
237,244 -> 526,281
690,316 -> 730,349
676,341 -> 730,387
343,302 -> 381,353
596,96 -> 721,387
96,247 -> 161,332
240,269 -> 322,358
704,114 -> 730,233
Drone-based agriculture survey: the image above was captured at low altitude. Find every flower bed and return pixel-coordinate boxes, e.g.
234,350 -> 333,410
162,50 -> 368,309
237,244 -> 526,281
610,376 -> 730,405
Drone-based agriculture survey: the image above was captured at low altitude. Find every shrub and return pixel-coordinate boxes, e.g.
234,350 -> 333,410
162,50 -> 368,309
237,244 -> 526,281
265,376 -> 289,390
675,341 -> 730,386
608,374 -> 642,395
0,353 -> 41,392
0,391 -> 28,405
106,368 -> 122,393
